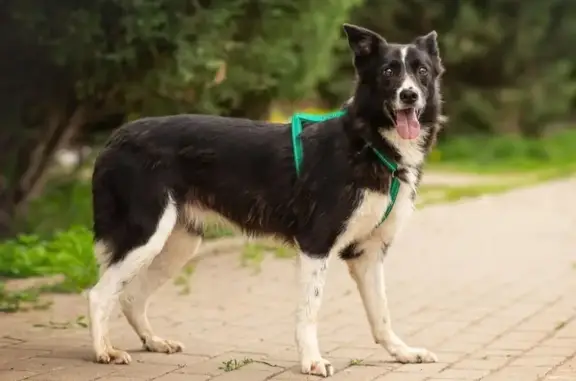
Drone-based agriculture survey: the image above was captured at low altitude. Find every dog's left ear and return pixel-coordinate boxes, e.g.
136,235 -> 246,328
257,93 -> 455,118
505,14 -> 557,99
414,31 -> 439,57
343,23 -> 387,57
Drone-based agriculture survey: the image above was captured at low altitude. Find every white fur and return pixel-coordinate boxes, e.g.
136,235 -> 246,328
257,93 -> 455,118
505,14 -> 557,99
120,226 -> 202,354
295,161 -> 433,374
395,46 -> 425,111
381,128 -> 428,168
347,247 -> 437,363
295,135 -> 438,372
349,170 -> 436,363
88,197 -> 178,364
294,189 -> 390,375
295,254 -> 333,377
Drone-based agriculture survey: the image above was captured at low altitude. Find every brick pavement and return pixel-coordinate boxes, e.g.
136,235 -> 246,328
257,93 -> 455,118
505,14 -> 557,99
1,178 -> 575,381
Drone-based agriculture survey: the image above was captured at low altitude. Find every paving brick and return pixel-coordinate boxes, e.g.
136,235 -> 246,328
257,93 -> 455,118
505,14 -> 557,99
0,370 -> 36,381
394,362 -> 448,375
328,365 -> 387,380
155,374 -> 210,381
480,366 -> 552,381
268,370 -> 321,380
107,363 -> 181,379
209,367 -> 278,381
433,368 -> 490,380
328,346 -> 378,360
373,373 -> 428,381
508,355 -> 568,367
0,348 -> 51,367
24,366 -> 116,381
1,179 -> 576,381
450,358 -> 508,371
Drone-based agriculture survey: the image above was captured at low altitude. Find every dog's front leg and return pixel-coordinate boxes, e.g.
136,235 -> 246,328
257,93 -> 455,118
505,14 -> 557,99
295,253 -> 334,377
347,248 -> 438,363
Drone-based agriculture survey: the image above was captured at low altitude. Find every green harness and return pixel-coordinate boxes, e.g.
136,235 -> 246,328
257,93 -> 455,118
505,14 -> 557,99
290,111 -> 400,226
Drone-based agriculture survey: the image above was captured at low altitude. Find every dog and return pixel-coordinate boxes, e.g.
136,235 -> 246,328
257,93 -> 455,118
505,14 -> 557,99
88,23 -> 445,377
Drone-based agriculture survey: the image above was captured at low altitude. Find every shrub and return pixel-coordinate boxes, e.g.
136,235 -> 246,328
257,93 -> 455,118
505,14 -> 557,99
0,226 -> 97,292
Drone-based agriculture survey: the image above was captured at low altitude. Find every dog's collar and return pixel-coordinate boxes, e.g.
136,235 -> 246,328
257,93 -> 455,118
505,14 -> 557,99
290,110 -> 400,226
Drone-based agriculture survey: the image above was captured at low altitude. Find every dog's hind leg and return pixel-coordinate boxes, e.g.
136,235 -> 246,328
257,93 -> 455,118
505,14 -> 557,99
88,197 -> 178,365
346,246 -> 438,364
295,253 -> 334,377
120,225 -> 202,354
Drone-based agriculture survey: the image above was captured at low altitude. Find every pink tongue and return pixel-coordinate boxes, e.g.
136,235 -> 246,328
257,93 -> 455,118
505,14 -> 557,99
395,109 -> 420,139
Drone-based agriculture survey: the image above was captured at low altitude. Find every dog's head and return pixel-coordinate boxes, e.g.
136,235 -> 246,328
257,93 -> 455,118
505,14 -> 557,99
343,24 -> 444,141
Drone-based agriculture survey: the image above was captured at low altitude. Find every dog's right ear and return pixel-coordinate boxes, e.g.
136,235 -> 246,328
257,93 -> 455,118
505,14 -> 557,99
343,24 -> 387,57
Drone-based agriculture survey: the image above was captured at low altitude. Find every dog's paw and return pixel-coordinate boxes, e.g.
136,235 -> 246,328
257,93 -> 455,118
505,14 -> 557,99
95,347 -> 132,364
143,336 -> 184,354
301,357 -> 334,377
392,346 -> 438,364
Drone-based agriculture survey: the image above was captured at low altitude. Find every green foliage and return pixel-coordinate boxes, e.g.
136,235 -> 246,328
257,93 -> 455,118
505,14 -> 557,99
19,176 -> 93,238
321,0 -> 576,137
7,0 -> 360,118
0,284 -> 43,313
432,128 -> 576,173
0,0 -> 361,236
0,226 -> 97,292
19,171 -> 236,241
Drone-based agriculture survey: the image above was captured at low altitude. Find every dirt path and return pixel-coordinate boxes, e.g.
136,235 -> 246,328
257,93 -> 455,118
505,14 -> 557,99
1,178 -> 575,381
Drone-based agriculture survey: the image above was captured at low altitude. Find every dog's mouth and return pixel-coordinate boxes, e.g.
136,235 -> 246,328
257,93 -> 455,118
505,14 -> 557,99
394,108 -> 421,140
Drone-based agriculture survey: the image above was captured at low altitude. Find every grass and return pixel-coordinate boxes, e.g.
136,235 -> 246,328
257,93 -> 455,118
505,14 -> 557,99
33,315 -> 89,329
0,284 -> 48,313
174,263 -> 196,295
240,240 -> 297,272
430,129 -> 576,174
219,358 -> 254,372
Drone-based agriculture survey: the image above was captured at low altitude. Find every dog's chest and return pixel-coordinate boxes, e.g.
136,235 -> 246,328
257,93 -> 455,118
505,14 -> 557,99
339,175 -> 416,250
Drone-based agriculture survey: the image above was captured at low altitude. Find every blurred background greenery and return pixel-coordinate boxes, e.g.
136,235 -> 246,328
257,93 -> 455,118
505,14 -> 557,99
1,0 -> 576,311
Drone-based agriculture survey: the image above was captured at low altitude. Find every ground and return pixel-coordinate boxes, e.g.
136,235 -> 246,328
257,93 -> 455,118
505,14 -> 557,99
1,177 -> 575,381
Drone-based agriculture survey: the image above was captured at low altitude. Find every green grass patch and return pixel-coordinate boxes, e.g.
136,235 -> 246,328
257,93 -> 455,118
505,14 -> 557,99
0,226 -> 97,291
417,166 -> 572,207
219,358 -> 254,372
418,183 -> 518,206
430,129 -> 576,174
0,284 -> 46,313
240,240 -> 296,273
18,176 -> 93,239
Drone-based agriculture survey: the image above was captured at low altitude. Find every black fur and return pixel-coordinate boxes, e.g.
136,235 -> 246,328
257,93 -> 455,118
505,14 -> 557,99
92,24 -> 445,265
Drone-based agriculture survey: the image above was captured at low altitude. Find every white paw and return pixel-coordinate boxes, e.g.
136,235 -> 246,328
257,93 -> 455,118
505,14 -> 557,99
143,336 -> 184,354
392,346 -> 438,364
301,357 -> 334,377
95,347 -> 132,364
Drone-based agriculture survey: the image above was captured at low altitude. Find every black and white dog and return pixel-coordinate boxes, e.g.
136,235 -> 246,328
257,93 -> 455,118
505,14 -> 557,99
88,24 -> 445,377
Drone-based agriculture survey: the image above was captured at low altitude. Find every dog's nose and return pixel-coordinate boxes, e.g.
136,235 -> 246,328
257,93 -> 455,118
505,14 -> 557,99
399,89 -> 418,105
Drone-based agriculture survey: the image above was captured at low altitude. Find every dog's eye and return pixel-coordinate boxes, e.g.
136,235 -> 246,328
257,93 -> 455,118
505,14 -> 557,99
383,68 -> 393,77
418,67 -> 428,76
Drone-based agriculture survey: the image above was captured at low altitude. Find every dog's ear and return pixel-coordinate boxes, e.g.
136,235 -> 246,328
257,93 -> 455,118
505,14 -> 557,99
343,24 -> 387,57
413,31 -> 439,57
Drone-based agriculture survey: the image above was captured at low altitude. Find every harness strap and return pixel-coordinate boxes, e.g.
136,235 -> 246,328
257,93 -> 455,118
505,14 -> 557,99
290,111 -> 400,226
291,110 -> 346,176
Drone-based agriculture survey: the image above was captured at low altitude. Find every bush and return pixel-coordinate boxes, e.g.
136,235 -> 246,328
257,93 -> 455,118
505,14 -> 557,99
0,226 -> 97,292
19,175 -> 93,238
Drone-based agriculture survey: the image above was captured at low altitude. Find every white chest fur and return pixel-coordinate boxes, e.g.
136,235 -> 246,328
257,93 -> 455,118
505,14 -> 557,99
331,169 -> 417,256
